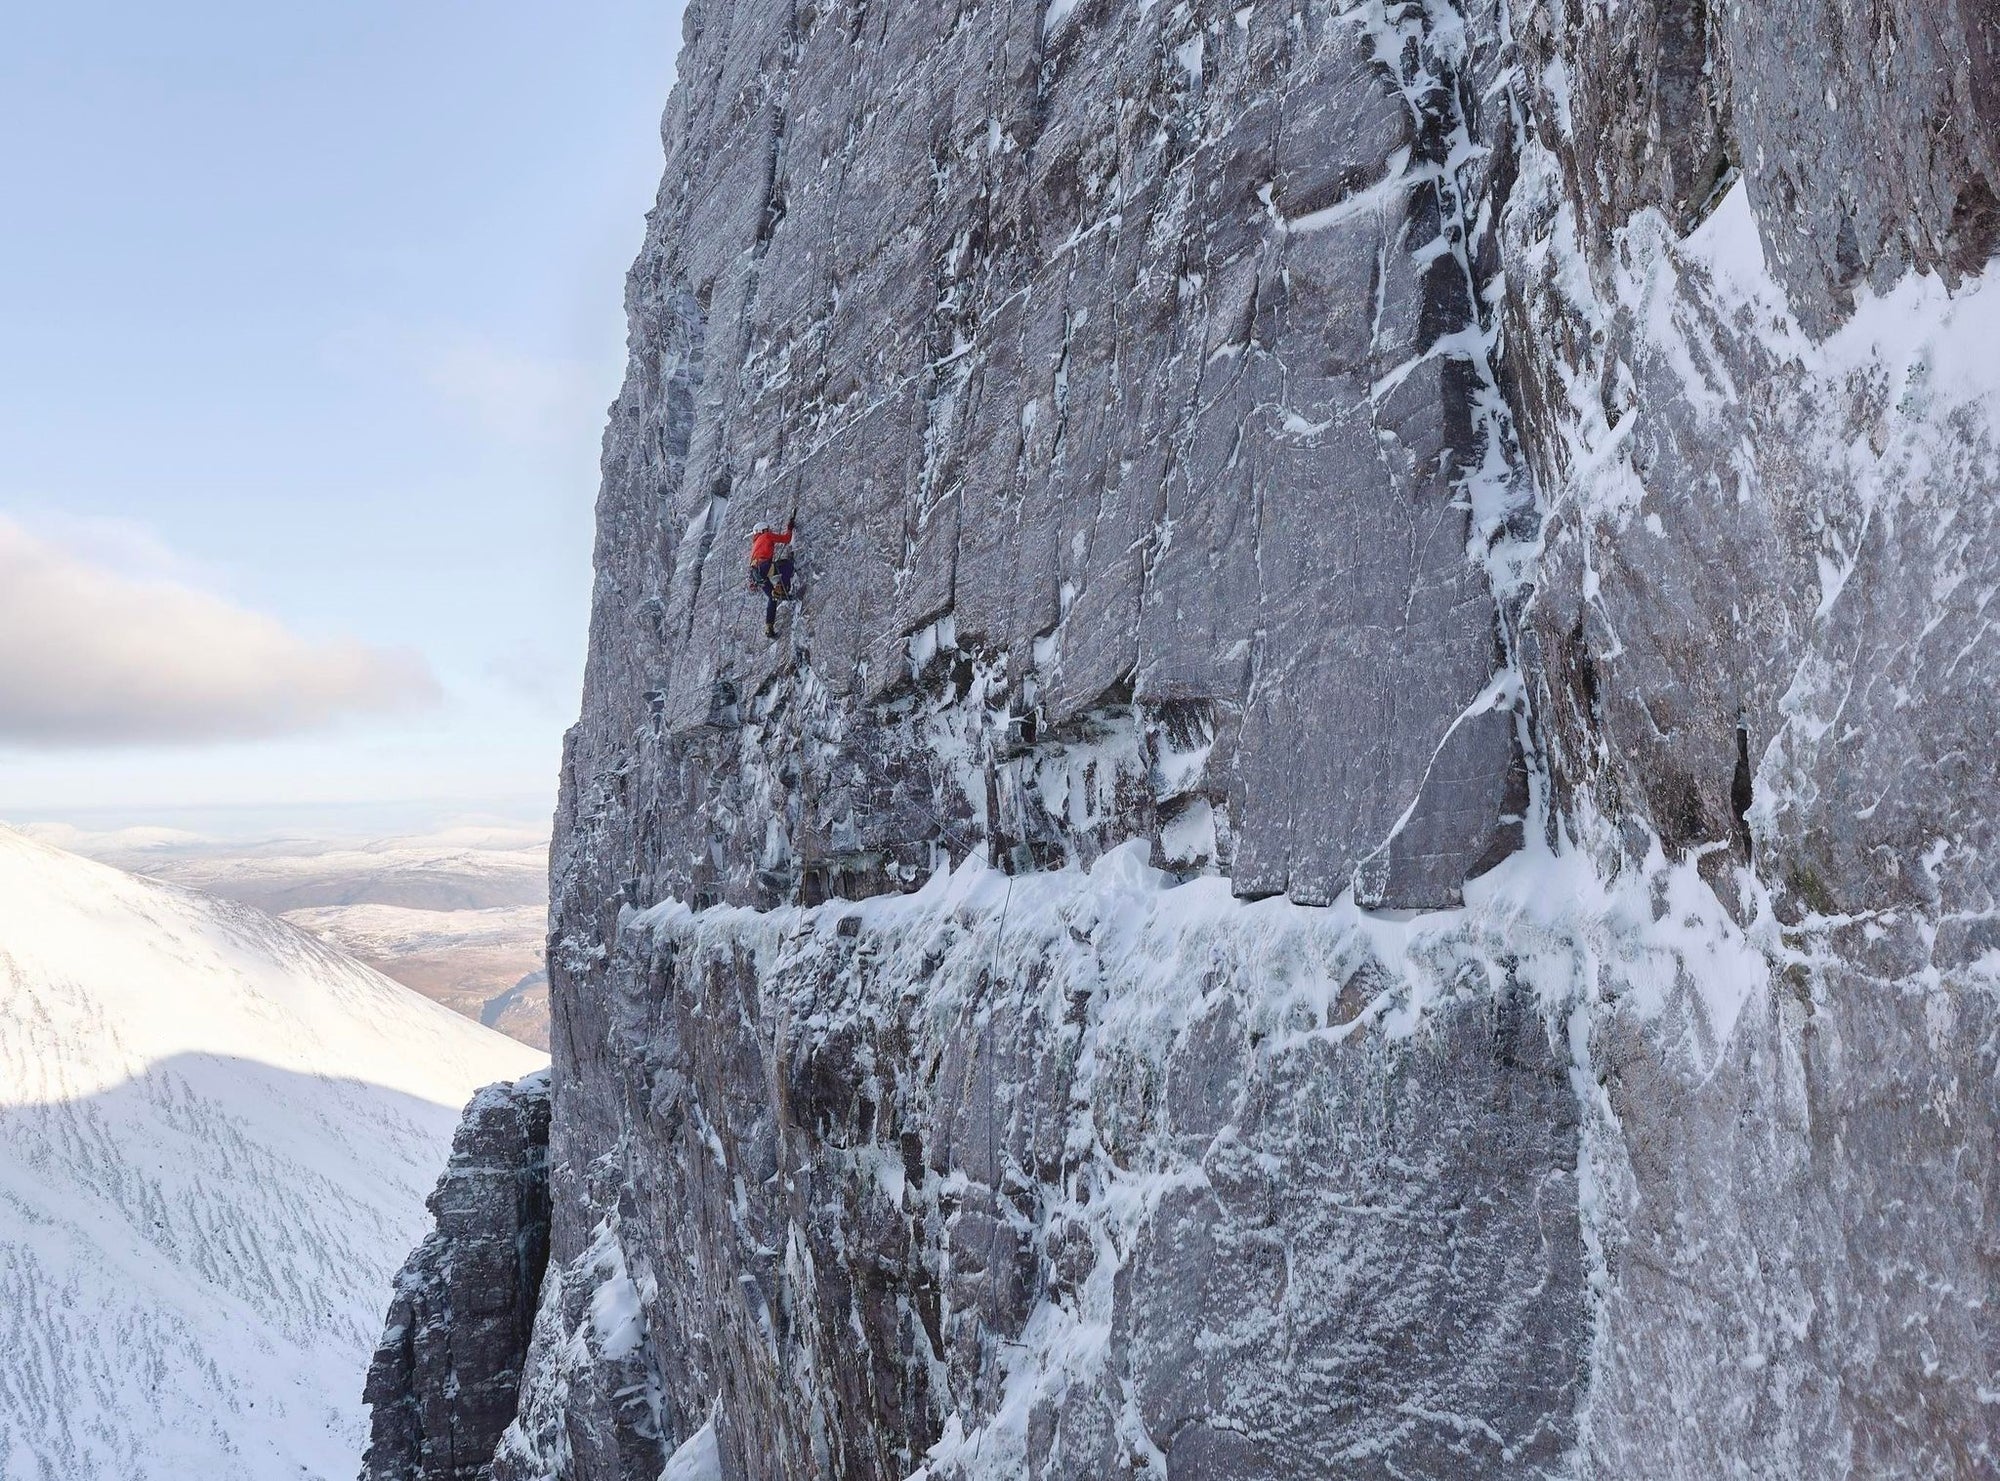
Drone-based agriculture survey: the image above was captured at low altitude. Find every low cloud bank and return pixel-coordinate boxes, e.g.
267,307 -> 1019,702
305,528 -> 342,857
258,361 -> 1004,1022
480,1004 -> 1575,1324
0,517 -> 438,745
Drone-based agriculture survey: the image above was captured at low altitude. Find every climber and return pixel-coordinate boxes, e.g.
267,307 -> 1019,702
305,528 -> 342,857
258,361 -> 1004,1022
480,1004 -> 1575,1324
749,515 -> 796,638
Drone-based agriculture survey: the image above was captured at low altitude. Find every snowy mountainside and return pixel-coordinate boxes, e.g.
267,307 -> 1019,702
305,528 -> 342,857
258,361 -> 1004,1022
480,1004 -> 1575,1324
0,827 -> 544,1479
22,821 -> 554,1047
281,903 -> 551,1050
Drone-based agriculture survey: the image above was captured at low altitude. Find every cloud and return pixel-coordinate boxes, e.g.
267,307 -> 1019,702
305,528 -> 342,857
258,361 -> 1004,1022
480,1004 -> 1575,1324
10,510 -> 209,583
0,517 -> 439,746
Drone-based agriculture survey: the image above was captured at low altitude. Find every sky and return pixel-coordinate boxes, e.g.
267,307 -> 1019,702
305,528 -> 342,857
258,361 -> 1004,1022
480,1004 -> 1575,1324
0,1 -> 687,834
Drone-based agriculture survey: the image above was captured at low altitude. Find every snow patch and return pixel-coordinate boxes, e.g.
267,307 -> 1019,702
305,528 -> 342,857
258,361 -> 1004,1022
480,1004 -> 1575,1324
586,1221 -> 648,1362
1158,797 -> 1217,868
660,1420 -> 722,1481
906,612 -> 959,680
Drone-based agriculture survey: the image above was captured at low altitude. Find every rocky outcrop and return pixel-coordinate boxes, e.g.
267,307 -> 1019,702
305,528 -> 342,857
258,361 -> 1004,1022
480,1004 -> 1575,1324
490,1206 -> 671,1479
365,0 -> 2000,1476
361,1072 -> 552,1481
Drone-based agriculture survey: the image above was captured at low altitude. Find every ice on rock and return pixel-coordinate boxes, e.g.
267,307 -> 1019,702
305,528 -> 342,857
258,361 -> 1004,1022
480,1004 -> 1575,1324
660,1422 -> 722,1481
360,0 -> 2000,1476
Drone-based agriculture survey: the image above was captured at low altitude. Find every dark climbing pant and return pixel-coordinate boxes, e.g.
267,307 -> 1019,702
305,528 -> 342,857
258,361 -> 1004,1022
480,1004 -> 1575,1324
752,557 -> 794,633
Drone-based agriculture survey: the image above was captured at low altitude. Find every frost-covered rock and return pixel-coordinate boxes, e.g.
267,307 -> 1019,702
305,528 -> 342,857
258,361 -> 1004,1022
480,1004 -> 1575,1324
360,1072 -> 553,1481
488,1204 -> 671,1480
366,0 -> 2000,1476
534,847 -> 1599,1478
563,0 -> 1529,918
1501,6 -> 2000,1469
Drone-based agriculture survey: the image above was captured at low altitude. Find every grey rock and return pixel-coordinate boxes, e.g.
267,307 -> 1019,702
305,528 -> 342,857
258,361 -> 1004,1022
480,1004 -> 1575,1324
1505,0 -> 2000,1471
1582,968 -> 2000,1479
360,1073 -> 552,1481
561,0 -> 1526,921
363,0 -> 2000,1476
491,1204 -> 669,1481
1515,0 -> 2000,334
514,882 -> 1587,1481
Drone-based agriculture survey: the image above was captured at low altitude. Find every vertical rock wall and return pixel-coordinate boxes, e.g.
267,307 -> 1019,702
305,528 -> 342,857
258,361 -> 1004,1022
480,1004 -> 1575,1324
514,864 -> 1593,1480
1502,3 -> 2000,1472
361,1074 -> 552,1481
363,0 -> 2000,1476
564,0 -> 1530,922
1512,5 -> 2000,1472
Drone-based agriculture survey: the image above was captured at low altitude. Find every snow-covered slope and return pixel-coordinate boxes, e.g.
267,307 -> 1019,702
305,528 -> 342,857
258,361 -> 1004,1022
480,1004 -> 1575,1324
18,821 -> 556,1047
0,826 -> 545,1479
280,902 -> 550,1048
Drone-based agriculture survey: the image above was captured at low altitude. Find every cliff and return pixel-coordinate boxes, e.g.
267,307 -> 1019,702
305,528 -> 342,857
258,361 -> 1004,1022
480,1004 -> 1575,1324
363,0 -> 2000,1476
362,1073 -> 553,1480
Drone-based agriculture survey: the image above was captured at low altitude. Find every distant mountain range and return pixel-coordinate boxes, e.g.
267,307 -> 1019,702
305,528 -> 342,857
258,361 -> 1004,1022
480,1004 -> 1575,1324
0,826 -> 544,1477
21,822 -> 552,1049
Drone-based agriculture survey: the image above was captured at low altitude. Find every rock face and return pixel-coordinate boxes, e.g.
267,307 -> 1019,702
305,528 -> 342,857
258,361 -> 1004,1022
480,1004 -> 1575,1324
363,0 -> 2000,1476
361,1072 -> 553,1481
572,0 -> 1530,916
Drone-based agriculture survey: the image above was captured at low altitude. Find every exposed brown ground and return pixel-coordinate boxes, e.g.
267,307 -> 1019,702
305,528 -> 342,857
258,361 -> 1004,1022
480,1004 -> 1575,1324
349,948 -> 551,1052
282,903 -> 550,1051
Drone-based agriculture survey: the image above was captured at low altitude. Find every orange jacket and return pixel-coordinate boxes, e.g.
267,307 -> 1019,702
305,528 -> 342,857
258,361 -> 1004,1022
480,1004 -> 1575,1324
750,527 -> 793,564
